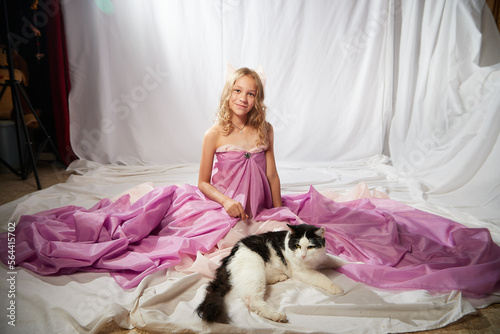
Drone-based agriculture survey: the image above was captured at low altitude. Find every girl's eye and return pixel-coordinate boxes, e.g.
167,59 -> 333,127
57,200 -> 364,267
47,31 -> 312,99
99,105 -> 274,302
248,93 -> 255,96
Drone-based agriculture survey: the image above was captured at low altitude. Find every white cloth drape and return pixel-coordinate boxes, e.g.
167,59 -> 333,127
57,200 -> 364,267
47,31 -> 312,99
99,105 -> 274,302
62,0 -> 500,217
390,1 -> 500,219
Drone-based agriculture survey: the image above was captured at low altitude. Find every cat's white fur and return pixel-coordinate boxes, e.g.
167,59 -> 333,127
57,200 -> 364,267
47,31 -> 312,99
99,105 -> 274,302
226,227 -> 344,322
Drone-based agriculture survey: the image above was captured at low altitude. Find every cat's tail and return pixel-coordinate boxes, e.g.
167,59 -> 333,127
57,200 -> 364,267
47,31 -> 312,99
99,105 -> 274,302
196,262 -> 232,323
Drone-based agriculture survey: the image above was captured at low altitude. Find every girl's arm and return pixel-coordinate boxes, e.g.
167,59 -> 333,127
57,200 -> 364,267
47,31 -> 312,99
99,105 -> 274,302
265,124 -> 283,207
198,127 -> 248,219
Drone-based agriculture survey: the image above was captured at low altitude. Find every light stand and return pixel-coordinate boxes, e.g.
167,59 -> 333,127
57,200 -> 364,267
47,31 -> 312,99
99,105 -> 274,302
0,0 -> 65,189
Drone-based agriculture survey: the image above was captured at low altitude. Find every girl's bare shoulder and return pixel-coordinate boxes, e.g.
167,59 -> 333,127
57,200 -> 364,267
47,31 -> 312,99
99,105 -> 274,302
204,124 -> 224,138
203,124 -> 224,147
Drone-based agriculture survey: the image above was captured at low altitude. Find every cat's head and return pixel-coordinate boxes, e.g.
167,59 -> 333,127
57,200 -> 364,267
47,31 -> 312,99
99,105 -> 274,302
285,224 -> 326,264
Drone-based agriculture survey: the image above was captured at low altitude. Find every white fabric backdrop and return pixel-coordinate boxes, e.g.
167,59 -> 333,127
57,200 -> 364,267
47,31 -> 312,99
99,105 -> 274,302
62,0 -> 395,164
390,1 -> 500,218
61,0 -> 500,217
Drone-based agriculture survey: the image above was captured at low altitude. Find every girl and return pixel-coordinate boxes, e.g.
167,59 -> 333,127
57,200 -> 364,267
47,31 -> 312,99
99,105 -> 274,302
198,67 -> 282,220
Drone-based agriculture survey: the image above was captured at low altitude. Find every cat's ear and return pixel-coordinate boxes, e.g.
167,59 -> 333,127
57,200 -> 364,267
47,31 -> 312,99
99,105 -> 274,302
315,227 -> 326,238
287,224 -> 297,234
226,62 -> 237,80
254,65 -> 266,87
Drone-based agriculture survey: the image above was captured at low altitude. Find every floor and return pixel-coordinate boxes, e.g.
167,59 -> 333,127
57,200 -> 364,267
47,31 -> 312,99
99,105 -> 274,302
1,162 -> 499,333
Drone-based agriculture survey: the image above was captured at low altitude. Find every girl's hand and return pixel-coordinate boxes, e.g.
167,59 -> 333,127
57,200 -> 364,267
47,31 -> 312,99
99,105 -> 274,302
222,198 -> 248,220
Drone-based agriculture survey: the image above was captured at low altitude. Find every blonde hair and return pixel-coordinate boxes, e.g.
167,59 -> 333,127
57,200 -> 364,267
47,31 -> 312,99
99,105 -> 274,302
216,67 -> 269,147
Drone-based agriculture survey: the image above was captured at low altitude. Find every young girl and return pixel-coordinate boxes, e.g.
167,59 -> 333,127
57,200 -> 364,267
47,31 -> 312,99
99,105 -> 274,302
198,67 -> 282,220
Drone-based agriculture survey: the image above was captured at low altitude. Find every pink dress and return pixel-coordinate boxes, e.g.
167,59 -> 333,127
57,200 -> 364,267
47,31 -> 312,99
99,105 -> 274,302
2,145 -> 500,295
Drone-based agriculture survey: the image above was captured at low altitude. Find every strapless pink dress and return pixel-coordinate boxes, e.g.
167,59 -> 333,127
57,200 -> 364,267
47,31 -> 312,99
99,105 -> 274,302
2,145 -> 499,295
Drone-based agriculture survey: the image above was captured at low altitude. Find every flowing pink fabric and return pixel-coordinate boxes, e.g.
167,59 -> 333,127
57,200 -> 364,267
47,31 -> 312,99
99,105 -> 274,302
2,146 -> 500,295
261,188 -> 500,296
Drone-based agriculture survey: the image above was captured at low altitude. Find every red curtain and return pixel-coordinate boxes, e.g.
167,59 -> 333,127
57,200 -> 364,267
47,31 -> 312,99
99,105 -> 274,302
46,0 -> 76,164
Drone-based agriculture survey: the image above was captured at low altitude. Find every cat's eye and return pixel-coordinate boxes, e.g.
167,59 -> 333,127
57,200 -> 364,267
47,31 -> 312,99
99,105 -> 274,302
307,246 -> 315,249
295,244 -> 301,249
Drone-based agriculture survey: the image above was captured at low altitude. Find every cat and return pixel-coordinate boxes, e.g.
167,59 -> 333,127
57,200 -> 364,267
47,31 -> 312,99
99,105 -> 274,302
196,223 -> 344,323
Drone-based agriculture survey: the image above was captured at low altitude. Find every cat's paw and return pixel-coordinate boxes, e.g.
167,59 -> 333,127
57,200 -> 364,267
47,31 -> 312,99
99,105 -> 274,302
253,306 -> 288,323
267,311 -> 288,323
326,283 -> 344,295
267,274 -> 289,284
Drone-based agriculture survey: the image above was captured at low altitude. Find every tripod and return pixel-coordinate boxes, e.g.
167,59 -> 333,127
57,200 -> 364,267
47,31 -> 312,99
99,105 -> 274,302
0,0 -> 64,190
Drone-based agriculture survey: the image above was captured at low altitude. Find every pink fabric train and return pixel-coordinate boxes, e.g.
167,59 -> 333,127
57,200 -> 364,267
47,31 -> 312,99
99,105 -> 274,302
2,146 -> 500,295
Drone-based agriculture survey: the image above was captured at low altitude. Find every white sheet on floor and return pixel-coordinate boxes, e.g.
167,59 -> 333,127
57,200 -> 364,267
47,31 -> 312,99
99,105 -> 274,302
1,159 -> 499,333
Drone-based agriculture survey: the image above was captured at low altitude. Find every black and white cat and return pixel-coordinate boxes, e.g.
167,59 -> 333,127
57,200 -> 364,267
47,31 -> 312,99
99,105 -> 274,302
196,224 -> 344,323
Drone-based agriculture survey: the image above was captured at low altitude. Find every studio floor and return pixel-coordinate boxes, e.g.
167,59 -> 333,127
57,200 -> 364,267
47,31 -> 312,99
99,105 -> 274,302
0,162 -> 499,334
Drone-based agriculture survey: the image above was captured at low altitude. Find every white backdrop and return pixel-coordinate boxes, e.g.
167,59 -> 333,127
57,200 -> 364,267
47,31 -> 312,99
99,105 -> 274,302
61,0 -> 500,215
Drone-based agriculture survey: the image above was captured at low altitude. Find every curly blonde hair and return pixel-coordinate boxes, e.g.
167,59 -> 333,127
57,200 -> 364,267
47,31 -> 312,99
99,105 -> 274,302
216,67 -> 269,147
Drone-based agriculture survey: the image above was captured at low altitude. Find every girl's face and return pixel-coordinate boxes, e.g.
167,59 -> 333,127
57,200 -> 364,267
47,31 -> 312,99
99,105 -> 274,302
229,75 -> 257,119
